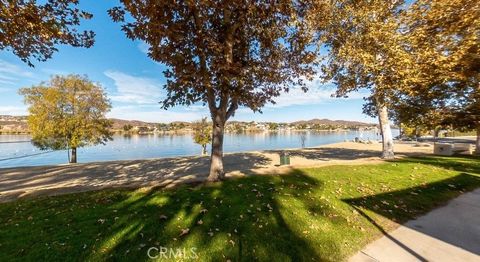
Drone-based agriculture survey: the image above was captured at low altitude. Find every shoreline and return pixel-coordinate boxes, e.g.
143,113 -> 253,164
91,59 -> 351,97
1,135 -> 476,170
0,138 -> 387,170
0,131 -> 385,169
0,141 -> 436,202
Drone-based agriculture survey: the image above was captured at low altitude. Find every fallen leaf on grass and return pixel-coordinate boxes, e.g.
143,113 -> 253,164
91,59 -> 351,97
179,228 -> 189,237
267,203 -> 273,211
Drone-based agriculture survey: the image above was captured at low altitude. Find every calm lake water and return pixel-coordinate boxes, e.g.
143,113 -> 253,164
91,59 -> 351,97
0,130 -> 398,168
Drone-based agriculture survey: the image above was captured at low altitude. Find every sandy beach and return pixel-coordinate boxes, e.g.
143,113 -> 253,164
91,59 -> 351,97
0,140 -> 440,202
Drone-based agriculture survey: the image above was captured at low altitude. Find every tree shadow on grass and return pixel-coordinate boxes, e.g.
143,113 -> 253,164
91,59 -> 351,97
99,171 -> 327,261
265,146 -> 433,163
265,147 -> 382,161
343,173 -> 480,258
0,170 -> 344,261
0,152 -> 272,202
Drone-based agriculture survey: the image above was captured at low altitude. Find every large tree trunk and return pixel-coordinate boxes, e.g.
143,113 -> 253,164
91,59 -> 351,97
377,104 -> 395,159
208,112 -> 226,181
205,10 -> 237,181
70,147 -> 77,163
475,126 -> 480,155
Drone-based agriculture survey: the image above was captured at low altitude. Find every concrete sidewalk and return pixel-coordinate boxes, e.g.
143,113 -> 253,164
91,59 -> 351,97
350,189 -> 480,262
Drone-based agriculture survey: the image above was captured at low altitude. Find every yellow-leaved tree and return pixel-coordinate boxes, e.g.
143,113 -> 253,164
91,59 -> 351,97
20,75 -> 112,163
399,0 -> 480,153
192,117 -> 212,156
308,0 -> 412,159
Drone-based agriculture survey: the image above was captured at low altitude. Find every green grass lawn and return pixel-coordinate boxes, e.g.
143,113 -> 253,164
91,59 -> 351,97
1,156 -> 479,261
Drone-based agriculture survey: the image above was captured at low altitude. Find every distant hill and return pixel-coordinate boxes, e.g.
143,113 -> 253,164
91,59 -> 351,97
0,116 -> 195,132
109,118 -> 159,129
291,118 -> 374,127
0,115 -> 27,122
110,119 -> 192,130
0,115 -> 375,133
0,115 -> 28,132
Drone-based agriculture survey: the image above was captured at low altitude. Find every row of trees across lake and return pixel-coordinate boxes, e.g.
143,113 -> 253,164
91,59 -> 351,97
1,0 -> 478,182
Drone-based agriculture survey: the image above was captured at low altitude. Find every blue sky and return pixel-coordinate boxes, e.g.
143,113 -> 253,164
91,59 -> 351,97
0,1 -> 375,124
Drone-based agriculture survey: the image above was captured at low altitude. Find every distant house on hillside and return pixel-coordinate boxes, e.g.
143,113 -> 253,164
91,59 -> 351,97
256,123 -> 267,130
133,126 -> 151,133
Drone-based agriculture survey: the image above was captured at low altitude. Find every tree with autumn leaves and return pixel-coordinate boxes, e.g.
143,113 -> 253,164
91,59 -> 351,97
398,0 -> 480,153
1,1 -> 104,163
4,0 -> 478,172
372,0 -> 479,153
307,0 -> 409,159
20,75 -> 112,163
308,0 -> 479,157
192,117 -> 212,156
0,0 -> 95,66
109,0 -> 316,181
109,0 -> 479,174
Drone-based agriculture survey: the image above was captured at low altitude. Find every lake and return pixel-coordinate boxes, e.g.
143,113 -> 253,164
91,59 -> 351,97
0,130 -> 397,168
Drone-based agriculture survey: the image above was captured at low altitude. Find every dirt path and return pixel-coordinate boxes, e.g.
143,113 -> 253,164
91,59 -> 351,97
0,141 -> 433,202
